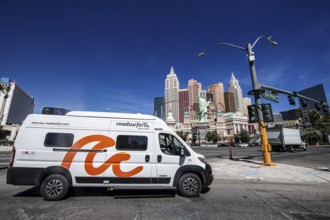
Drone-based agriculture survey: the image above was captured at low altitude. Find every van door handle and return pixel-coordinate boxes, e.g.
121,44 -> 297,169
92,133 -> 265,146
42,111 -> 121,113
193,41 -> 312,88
145,155 -> 150,162
157,155 -> 162,163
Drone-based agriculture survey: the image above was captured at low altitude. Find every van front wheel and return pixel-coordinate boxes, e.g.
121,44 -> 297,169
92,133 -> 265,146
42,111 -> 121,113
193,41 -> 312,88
40,174 -> 69,201
178,173 -> 202,197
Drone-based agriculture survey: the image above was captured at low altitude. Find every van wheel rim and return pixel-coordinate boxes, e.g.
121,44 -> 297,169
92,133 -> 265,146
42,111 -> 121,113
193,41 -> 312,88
46,179 -> 63,196
183,178 -> 198,193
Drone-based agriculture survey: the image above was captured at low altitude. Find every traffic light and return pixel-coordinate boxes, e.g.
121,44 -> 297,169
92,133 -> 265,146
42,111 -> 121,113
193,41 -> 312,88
322,103 -> 329,113
315,103 -> 321,111
247,105 -> 259,123
299,98 -> 307,107
288,95 -> 295,105
261,103 -> 274,122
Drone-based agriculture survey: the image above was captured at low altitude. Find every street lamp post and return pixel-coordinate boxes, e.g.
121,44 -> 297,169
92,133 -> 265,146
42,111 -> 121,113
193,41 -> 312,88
199,36 -> 277,166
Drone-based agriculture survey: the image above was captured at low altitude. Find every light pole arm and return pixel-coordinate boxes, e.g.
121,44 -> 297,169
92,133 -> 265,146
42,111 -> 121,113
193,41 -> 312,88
198,42 -> 245,57
252,36 -> 278,49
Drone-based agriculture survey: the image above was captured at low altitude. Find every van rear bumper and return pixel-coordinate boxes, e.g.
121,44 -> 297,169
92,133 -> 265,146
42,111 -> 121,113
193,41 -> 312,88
6,167 -> 44,186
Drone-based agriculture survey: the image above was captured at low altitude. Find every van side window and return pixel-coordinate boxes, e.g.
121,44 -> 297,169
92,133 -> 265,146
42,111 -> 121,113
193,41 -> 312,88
116,135 -> 148,151
159,133 -> 184,156
44,133 -> 74,147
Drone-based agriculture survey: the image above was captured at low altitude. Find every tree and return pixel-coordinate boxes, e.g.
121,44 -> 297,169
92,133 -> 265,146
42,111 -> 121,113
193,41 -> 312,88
322,112 -> 330,123
309,110 -> 321,126
302,127 -> 322,145
240,130 -> 251,143
206,131 -> 213,142
211,131 -> 220,144
206,131 -> 220,144
234,130 -> 250,143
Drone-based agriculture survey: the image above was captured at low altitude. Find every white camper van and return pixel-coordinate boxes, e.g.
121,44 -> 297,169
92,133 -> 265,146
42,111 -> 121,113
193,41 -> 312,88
7,111 -> 213,200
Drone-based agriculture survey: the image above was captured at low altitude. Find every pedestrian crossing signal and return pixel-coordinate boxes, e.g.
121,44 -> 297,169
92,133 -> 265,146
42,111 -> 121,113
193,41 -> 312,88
247,105 -> 259,123
261,103 -> 274,122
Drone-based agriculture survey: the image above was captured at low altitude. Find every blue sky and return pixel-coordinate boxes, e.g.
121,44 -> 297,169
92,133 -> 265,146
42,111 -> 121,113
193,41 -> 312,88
1,0 -> 330,115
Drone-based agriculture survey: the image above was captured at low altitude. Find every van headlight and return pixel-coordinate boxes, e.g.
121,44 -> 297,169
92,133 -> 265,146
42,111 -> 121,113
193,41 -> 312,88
198,157 -> 206,164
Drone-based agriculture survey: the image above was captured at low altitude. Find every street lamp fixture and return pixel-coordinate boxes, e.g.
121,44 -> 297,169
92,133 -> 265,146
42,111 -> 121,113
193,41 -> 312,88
198,36 -> 278,166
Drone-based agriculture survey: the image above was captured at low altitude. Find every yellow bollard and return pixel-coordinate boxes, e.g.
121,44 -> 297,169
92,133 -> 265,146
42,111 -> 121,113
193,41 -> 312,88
259,121 -> 276,166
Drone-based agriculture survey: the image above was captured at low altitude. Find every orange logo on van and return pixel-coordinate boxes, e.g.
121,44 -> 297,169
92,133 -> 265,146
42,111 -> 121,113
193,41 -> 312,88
61,135 -> 143,177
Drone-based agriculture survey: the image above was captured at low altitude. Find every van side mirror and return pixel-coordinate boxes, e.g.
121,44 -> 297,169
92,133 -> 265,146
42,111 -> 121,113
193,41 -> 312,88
180,147 -> 185,157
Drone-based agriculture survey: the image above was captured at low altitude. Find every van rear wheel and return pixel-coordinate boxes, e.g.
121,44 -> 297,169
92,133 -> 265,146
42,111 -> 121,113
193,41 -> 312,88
178,173 -> 202,197
40,174 -> 69,201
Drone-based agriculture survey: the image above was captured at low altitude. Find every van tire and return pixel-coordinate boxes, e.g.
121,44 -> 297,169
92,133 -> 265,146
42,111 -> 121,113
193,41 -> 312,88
178,173 -> 202,197
40,174 -> 69,201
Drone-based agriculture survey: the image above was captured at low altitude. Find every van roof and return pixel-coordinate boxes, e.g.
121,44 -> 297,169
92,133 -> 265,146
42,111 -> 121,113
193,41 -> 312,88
66,111 -> 157,120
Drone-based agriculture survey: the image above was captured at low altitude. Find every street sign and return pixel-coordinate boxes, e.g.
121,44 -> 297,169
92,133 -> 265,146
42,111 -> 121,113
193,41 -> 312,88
262,91 -> 279,103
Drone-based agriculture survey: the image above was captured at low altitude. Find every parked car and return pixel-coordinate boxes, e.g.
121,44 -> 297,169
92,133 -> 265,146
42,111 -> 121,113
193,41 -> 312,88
239,143 -> 248,147
249,142 -> 260,147
217,142 -> 228,147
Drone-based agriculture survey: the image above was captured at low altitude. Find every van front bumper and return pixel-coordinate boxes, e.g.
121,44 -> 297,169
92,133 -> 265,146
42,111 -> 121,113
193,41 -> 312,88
204,163 -> 213,186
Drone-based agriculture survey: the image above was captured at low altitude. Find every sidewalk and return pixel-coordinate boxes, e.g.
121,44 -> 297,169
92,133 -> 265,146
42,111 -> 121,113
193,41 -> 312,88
209,157 -> 330,184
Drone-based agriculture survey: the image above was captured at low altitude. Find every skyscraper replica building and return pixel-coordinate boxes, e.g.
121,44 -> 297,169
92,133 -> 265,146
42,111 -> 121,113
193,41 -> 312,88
188,79 -> 201,120
228,73 -> 244,114
154,96 -> 164,120
178,89 -> 188,123
207,82 -> 225,113
165,67 -> 180,122
158,68 -> 252,143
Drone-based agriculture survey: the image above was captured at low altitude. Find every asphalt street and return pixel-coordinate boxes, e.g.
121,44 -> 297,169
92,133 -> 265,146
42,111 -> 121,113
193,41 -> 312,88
1,146 -> 330,219
1,168 -> 330,220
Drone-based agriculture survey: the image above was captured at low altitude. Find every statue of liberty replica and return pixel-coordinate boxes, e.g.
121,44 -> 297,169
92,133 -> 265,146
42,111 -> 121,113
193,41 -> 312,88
197,91 -> 212,122
193,91 -> 212,144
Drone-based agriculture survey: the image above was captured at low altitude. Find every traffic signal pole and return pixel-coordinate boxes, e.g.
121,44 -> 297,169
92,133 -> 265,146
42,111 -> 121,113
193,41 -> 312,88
246,43 -> 276,166
198,36 -> 280,166
199,36 -> 328,166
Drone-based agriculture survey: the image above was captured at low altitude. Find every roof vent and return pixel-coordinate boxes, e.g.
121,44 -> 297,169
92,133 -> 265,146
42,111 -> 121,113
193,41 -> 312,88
42,107 -> 71,115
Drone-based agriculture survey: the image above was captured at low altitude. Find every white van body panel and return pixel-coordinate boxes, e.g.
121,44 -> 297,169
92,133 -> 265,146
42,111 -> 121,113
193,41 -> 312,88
7,111 -> 213,197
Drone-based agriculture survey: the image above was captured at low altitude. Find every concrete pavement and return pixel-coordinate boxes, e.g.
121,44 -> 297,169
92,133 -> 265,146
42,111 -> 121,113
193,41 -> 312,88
209,157 -> 330,184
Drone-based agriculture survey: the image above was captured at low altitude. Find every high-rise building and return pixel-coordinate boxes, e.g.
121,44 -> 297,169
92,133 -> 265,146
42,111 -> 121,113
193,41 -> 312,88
299,84 -> 328,112
0,79 -> 35,126
207,82 -> 225,112
154,96 -> 164,120
188,79 -> 202,119
224,91 -> 235,113
242,97 -> 252,116
164,66 -> 180,122
228,73 -> 244,114
280,84 -> 328,121
179,89 -> 188,123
